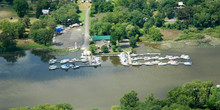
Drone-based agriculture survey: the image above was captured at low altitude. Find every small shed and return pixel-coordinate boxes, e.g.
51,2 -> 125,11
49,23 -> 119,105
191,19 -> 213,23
92,35 -> 111,41
178,2 -> 184,8
42,9 -> 49,15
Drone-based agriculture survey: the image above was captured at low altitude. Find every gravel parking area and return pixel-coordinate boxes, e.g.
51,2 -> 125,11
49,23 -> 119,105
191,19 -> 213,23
52,28 -> 84,49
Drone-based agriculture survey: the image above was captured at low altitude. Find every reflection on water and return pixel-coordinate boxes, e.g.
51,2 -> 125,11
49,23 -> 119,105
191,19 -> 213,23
0,51 -> 26,63
0,47 -> 220,110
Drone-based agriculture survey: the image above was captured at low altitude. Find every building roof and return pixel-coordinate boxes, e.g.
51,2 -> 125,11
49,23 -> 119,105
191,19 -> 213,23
92,35 -> 111,41
178,2 -> 184,6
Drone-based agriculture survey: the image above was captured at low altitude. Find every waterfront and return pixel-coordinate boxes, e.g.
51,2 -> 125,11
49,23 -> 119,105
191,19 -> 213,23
0,45 -> 220,110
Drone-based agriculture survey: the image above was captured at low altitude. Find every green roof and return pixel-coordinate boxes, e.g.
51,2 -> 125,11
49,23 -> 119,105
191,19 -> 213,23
92,35 -> 111,41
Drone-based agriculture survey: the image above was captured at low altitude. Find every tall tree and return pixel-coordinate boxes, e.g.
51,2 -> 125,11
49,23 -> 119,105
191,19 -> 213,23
13,0 -> 28,17
120,90 -> 139,110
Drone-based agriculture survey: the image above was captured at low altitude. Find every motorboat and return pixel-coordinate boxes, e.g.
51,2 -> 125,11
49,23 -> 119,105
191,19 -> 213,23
152,56 -> 159,59
61,64 -> 69,69
81,58 -> 88,63
184,61 -> 192,66
144,57 -> 151,60
165,55 -> 172,59
131,57 -> 139,61
158,62 -> 168,66
81,55 -> 87,59
169,57 -> 176,60
69,58 -> 76,63
145,62 -> 154,66
60,59 -> 69,64
49,65 -> 58,70
131,54 -> 137,57
158,57 -> 165,60
69,64 -> 74,68
73,65 -> 80,69
170,61 -> 179,65
151,60 -> 160,64
173,56 -> 180,59
132,62 -> 141,66
49,59 -> 56,64
180,54 -> 190,60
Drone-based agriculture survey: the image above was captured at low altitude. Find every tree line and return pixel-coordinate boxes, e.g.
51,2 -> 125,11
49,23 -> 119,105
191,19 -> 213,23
89,0 -> 220,49
10,80 -> 220,110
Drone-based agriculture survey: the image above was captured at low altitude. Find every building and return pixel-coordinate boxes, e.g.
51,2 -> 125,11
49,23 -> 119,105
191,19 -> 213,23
178,2 -> 185,8
42,9 -> 50,15
92,35 -> 111,41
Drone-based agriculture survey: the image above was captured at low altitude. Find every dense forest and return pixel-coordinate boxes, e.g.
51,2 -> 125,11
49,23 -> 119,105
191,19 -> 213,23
10,80 -> 220,110
89,0 -> 220,50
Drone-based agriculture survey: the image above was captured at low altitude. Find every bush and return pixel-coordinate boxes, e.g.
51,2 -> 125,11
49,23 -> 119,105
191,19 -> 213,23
89,44 -> 97,54
112,45 -> 117,52
147,27 -> 163,41
101,45 -> 109,53
176,32 -> 204,41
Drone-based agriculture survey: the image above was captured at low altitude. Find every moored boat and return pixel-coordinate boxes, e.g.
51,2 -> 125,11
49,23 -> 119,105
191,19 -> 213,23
49,59 -> 56,64
184,61 -> 192,66
132,62 -> 141,66
158,62 -> 168,66
145,62 -> 154,66
60,59 -> 69,64
61,64 -> 69,69
49,65 -> 58,70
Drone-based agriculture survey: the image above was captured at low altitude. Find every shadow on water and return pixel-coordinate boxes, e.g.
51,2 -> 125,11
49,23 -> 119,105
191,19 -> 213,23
0,51 -> 26,63
31,49 -> 56,63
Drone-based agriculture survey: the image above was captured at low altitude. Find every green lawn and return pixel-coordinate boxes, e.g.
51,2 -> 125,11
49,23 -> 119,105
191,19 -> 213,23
79,9 -> 86,23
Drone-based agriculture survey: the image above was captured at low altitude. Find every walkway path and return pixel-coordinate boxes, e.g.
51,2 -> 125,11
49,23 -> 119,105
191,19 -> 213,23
81,7 -> 90,50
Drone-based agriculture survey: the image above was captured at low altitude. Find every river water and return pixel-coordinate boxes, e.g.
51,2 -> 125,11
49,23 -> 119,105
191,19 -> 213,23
0,45 -> 220,110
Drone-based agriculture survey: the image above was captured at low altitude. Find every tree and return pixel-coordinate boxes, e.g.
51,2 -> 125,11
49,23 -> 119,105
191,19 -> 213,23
144,18 -> 155,34
20,16 -> 30,28
31,28 -> 53,46
129,36 -> 136,48
36,0 -> 50,18
130,10 -> 145,28
89,44 -> 97,54
120,90 -> 139,110
0,32 -> 16,51
101,45 -> 108,53
13,0 -> 28,17
147,27 -> 163,41
193,12 -> 211,29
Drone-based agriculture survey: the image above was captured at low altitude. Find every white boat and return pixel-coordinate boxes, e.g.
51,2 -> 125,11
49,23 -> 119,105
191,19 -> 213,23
151,60 -> 160,64
60,59 -> 69,64
144,57 -> 151,60
131,57 -> 139,61
158,57 -> 165,60
152,56 -> 159,59
132,62 -> 141,66
61,64 -> 69,69
158,62 -> 168,66
165,55 -> 173,59
169,57 -> 176,60
145,62 -> 154,66
49,65 -> 57,70
180,54 -> 190,60
170,61 -> 179,65
69,58 -> 76,63
81,55 -> 87,59
73,65 -> 80,69
184,62 -> 192,66
131,54 -> 137,57
81,58 -> 88,63
49,59 -> 56,64
173,56 -> 180,59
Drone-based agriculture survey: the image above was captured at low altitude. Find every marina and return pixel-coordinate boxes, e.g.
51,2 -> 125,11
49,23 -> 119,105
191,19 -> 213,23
118,52 -> 192,66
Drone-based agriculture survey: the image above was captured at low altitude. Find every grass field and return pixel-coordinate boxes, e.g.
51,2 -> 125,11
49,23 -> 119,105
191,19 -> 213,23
0,6 -> 18,22
161,29 -> 183,40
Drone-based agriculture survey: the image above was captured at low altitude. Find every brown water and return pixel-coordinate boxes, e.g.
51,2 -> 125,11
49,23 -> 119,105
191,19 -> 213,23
0,45 -> 220,110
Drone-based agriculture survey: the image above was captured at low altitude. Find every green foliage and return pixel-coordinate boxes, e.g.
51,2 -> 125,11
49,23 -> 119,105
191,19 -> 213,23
13,0 -> 28,17
120,90 -> 139,110
129,36 -> 136,48
90,1 -> 113,17
89,20 -> 111,36
19,16 -> 31,28
36,0 -> 50,18
101,45 -> 108,53
0,32 -> 16,51
176,32 -> 204,41
10,103 -> 74,110
130,10 -> 145,28
112,45 -> 117,52
31,28 -> 53,46
147,27 -> 163,41
89,44 -> 97,55
143,18 -> 155,33
163,21 -> 188,30
0,20 -> 25,39
51,3 -> 79,26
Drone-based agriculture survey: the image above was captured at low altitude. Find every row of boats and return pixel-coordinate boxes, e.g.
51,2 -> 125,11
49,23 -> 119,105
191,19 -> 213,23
49,58 -> 88,65
131,54 -> 190,61
118,52 -> 192,66
132,60 -> 192,66
49,64 -> 80,70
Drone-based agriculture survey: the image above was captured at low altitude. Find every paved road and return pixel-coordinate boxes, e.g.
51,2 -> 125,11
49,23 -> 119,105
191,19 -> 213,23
81,7 -> 90,50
